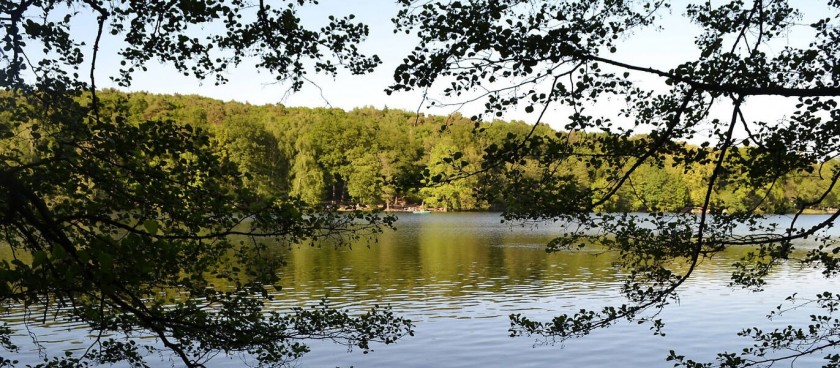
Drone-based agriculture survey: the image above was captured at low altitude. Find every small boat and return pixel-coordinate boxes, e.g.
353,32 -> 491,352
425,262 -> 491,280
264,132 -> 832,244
412,210 -> 431,214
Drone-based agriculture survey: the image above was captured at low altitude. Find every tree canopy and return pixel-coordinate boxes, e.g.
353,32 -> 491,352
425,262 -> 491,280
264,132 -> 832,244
0,1 -> 410,367
391,0 -> 840,366
76,90 -> 840,216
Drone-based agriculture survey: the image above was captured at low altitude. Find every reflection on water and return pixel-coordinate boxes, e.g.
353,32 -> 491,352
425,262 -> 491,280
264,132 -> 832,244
4,213 -> 839,367
268,213 -> 839,367
276,213 -> 624,309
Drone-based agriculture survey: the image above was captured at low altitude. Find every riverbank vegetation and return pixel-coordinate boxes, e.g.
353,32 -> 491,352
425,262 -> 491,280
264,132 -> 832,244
53,90 -> 840,215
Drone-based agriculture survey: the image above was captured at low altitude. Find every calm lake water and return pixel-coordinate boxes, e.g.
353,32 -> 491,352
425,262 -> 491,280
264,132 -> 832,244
5,213 -> 839,367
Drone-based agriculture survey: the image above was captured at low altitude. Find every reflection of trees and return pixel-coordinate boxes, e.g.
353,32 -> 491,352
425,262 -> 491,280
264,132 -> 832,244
272,215 -> 809,307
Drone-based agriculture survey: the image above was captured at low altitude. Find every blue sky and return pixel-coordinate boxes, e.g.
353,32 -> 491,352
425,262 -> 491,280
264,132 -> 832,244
87,0 -> 833,132
114,0 -> 423,111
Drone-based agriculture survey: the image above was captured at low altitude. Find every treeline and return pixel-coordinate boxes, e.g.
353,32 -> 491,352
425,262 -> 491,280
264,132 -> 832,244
58,90 -> 840,214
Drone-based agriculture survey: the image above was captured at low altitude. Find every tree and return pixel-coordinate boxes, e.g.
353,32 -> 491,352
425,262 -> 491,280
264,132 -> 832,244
630,161 -> 690,212
0,1 -> 412,367
291,149 -> 328,206
211,118 -> 289,198
420,136 -> 485,210
391,0 -> 840,366
347,152 -> 384,206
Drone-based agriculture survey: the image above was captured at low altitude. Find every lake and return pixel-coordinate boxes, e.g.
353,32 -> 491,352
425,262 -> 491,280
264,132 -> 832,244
5,212 -> 839,367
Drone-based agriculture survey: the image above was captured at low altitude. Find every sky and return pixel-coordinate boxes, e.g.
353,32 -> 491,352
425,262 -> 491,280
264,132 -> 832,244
96,0 -> 697,124
106,0 -> 425,112
80,0 -> 834,133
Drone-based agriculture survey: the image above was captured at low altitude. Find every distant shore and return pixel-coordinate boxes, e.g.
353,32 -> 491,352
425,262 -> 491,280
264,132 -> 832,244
335,205 -> 839,215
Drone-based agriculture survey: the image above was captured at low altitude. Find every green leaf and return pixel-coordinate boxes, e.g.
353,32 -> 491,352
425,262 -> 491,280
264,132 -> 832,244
143,220 -> 160,235
32,251 -> 48,269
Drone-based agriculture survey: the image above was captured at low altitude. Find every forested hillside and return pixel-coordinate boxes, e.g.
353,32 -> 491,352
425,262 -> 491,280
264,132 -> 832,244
68,90 -> 840,214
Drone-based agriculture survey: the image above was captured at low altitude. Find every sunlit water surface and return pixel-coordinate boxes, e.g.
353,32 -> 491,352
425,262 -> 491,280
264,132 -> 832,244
4,213 -> 839,367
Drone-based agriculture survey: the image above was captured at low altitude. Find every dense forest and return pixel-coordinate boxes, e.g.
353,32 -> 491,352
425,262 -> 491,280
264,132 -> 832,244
42,90 -> 839,214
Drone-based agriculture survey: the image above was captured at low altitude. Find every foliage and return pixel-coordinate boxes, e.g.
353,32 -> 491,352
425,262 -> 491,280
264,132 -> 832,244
0,1 -> 412,367
65,91 -> 840,215
4,0 -> 840,366
391,0 -> 840,366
